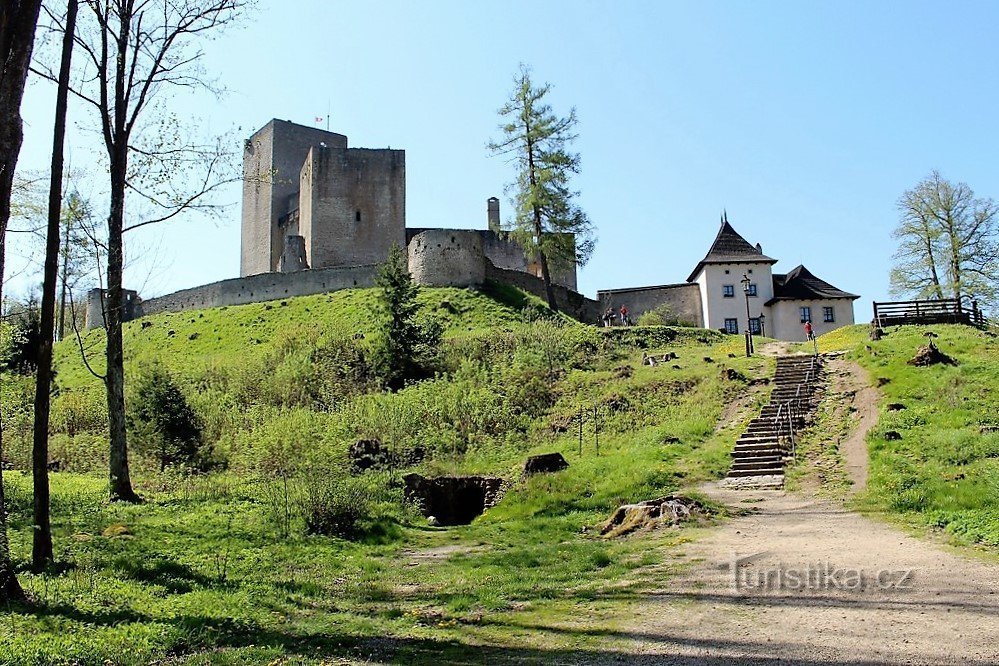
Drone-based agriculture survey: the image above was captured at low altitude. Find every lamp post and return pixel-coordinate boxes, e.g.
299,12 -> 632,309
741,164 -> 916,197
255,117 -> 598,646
759,312 -> 766,338
741,274 -> 754,357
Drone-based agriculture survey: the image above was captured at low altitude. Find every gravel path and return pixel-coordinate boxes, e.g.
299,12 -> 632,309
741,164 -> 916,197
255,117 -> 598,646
612,360 -> 999,665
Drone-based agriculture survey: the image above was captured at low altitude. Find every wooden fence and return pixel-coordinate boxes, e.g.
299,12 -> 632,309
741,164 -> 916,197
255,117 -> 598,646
872,298 -> 987,328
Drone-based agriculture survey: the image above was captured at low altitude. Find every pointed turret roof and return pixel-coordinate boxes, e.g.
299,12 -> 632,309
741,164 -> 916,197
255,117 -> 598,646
686,214 -> 777,282
766,265 -> 859,305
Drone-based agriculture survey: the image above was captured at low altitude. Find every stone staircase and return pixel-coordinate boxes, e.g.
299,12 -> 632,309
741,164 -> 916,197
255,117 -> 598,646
726,355 -> 824,485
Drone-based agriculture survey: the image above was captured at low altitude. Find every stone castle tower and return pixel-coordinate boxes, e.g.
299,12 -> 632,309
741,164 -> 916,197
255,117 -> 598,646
240,119 -> 405,276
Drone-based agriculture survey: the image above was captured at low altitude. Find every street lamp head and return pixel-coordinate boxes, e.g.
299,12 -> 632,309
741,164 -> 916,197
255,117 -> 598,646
741,273 -> 751,291
759,313 -> 765,322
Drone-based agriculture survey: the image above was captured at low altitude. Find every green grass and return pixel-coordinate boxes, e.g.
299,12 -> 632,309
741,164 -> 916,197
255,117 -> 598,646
0,284 -> 765,664
813,323 -> 999,547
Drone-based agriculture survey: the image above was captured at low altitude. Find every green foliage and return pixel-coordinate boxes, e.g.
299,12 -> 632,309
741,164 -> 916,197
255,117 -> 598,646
890,171 -> 999,309
0,297 -> 41,374
127,364 -> 208,472
487,64 -> 596,291
0,304 -> 772,663
822,324 -> 999,546
301,473 -> 386,539
636,303 -> 694,327
371,245 -> 443,390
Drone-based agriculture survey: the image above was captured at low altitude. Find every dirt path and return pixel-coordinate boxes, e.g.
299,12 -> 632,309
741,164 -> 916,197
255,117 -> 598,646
829,359 -> 879,493
606,359 -> 999,665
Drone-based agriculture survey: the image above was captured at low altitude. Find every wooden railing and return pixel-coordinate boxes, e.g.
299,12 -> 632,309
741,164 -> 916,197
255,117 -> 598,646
873,298 -> 987,329
771,356 -> 822,460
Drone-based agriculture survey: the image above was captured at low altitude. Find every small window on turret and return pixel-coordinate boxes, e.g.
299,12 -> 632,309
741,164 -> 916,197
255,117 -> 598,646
355,210 -> 362,222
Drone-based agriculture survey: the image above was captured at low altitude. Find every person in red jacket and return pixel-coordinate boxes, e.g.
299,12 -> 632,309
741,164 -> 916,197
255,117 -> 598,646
803,320 -> 814,340
619,305 -> 630,326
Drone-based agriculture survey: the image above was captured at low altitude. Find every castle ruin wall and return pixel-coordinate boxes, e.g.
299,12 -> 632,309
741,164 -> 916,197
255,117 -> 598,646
408,229 -> 486,287
241,120 -> 349,277
597,283 -> 704,326
484,262 -> 600,324
300,145 -> 405,270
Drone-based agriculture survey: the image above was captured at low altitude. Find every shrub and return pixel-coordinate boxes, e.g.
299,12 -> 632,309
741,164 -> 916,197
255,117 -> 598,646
301,474 -> 375,538
127,364 -> 209,472
637,303 -> 692,327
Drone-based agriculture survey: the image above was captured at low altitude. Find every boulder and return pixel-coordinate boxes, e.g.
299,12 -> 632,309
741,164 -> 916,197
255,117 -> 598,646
349,439 -> 393,473
908,341 -> 957,367
601,495 -> 711,538
523,452 -> 569,477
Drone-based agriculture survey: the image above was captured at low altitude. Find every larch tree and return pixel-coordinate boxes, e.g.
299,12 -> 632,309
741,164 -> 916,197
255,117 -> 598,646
36,0 -> 248,502
891,171 -> 999,310
488,65 -> 595,311
0,0 -> 44,603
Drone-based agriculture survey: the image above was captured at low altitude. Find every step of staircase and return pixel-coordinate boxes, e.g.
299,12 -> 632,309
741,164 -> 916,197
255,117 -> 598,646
726,355 -> 824,483
728,466 -> 787,477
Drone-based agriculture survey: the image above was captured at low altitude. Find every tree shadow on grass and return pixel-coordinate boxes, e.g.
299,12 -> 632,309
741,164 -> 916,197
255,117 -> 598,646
163,614 -> 907,665
112,556 -> 223,593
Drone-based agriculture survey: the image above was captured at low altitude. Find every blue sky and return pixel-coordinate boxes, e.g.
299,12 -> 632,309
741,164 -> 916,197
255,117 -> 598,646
12,0 -> 999,317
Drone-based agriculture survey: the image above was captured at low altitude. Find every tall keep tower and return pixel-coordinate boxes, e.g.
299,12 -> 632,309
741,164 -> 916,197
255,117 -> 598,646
240,119 -> 405,276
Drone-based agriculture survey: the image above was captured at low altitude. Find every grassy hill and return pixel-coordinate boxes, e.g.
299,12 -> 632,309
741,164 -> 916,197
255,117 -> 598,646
1,283 -> 771,664
4,284 -> 996,663
817,323 -> 999,547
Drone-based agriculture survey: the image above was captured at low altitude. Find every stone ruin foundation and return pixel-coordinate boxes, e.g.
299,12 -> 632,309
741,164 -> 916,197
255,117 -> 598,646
403,474 -> 507,526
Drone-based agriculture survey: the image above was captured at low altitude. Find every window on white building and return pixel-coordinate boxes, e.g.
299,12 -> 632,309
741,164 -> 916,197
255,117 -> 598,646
724,318 -> 739,334
723,285 -> 735,298
823,306 -> 835,322
749,318 -> 762,334
800,306 -> 811,323
746,283 -> 758,297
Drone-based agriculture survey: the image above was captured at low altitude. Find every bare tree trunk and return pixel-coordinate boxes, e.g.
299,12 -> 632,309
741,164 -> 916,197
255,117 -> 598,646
57,213 -> 71,341
0,0 -> 44,604
524,127 -> 557,311
103,2 -> 139,504
106,153 -> 138,503
32,0 -> 78,570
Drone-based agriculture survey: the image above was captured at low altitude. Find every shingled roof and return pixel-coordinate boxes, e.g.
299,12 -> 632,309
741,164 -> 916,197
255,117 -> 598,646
766,265 -> 859,305
686,216 -> 777,282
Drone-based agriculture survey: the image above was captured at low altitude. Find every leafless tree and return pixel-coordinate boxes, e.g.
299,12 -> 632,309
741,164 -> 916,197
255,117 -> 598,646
35,0 -> 249,501
32,0 -> 79,571
0,0 -> 43,604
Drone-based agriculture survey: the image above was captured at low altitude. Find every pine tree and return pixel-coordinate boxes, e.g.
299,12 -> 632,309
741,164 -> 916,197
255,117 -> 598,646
371,245 -> 441,391
488,65 -> 595,310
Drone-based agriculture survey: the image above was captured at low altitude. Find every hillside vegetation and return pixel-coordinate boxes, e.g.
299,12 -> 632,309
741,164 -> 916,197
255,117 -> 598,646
0,283 -> 773,664
817,323 -> 999,547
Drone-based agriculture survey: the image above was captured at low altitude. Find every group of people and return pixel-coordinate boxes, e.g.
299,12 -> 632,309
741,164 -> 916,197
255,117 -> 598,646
602,305 -> 631,327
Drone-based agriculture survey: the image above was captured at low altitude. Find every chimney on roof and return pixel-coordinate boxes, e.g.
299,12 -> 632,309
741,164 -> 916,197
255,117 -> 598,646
487,196 -> 501,232
756,242 -> 763,253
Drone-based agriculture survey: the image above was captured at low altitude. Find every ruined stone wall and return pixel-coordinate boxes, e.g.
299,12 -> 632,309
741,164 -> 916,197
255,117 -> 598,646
85,288 -> 141,330
408,230 -> 485,287
300,145 -> 405,270
485,262 -> 600,324
596,283 -> 703,326
240,120 -> 349,277
131,265 -> 379,323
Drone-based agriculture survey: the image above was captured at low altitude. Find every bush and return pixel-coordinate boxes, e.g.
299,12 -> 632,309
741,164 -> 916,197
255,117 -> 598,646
127,364 -> 210,472
301,474 -> 376,538
637,303 -> 692,327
